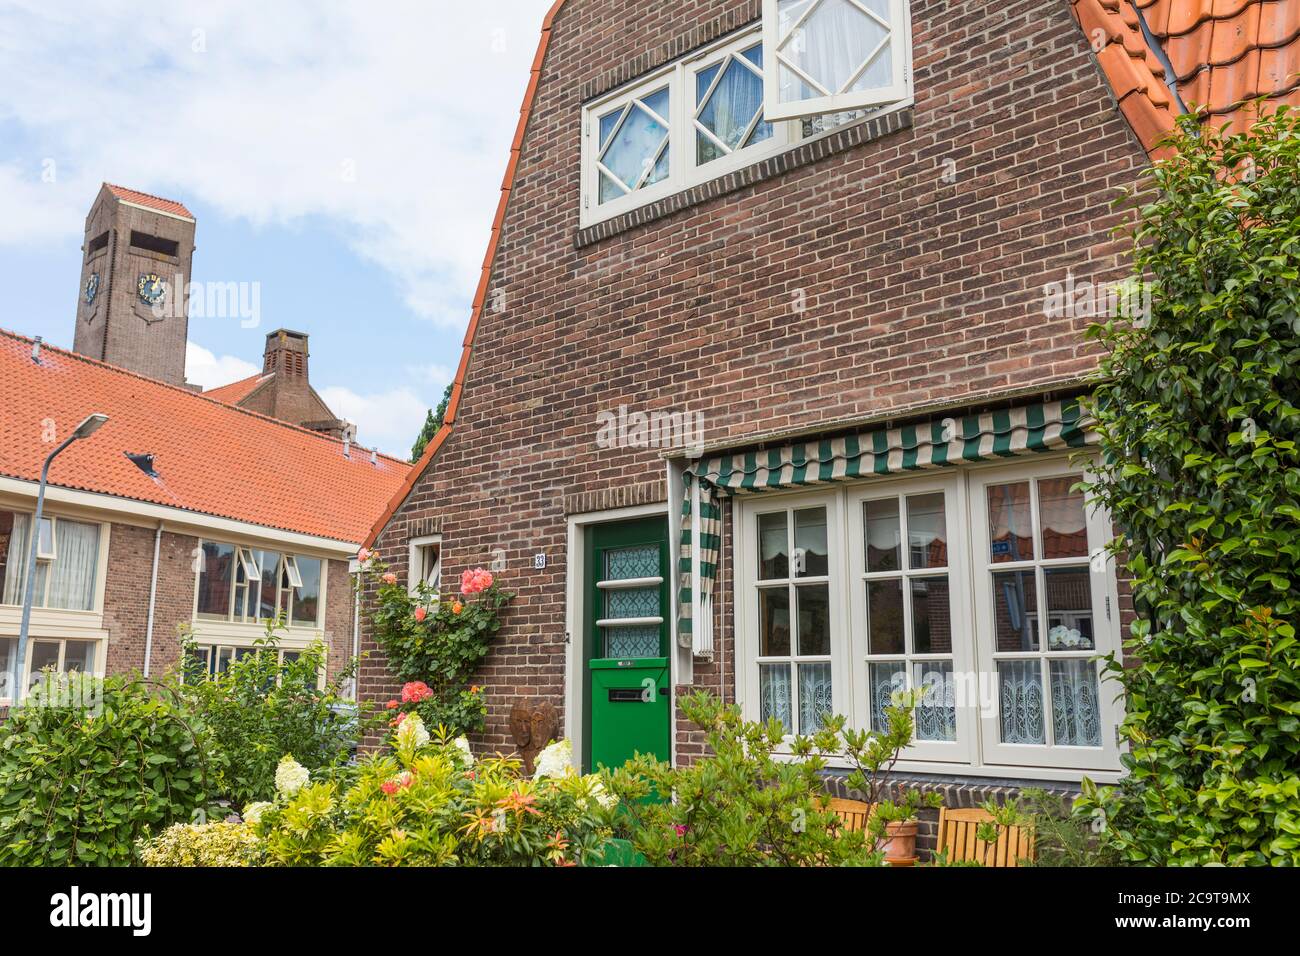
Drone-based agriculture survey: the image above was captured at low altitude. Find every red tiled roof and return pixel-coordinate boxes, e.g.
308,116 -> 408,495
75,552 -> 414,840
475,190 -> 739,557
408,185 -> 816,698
0,330 -> 410,546
205,372 -> 271,405
1072,0 -> 1300,155
104,183 -> 195,220
365,0 -> 570,547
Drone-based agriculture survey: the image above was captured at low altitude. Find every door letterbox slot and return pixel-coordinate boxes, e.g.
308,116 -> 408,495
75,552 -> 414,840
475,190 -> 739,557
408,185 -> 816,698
608,688 -> 644,703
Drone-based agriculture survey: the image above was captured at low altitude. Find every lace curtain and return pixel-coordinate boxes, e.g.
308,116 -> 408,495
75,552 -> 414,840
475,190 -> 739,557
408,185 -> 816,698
777,0 -> 894,102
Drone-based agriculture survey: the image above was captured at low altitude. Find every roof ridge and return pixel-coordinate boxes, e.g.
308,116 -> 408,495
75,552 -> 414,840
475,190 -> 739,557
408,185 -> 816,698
0,327 -> 409,468
103,181 -> 190,209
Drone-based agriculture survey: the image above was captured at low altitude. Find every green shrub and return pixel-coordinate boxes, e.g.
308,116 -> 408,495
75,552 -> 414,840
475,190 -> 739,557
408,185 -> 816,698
1077,106 -> 1300,864
0,674 -> 216,866
180,619 -> 359,807
138,821 -> 260,867
604,691 -> 941,867
252,716 -> 614,866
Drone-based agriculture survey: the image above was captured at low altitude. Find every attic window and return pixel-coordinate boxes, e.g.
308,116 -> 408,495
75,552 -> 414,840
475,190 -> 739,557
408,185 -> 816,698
130,231 -> 180,257
87,231 -> 110,255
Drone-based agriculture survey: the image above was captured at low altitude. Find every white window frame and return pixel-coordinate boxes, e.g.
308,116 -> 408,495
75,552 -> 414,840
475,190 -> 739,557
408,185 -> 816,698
20,636 -> 105,695
761,0 -> 913,122
193,541 -> 325,631
846,473 -> 975,764
0,511 -> 109,614
968,458 -> 1123,772
581,28 -> 804,228
35,516 -> 56,561
739,489 -> 851,736
408,534 -> 442,601
733,454 -> 1124,780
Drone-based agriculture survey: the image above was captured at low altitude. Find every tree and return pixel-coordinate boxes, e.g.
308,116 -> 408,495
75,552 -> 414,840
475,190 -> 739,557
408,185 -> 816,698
410,382 -> 453,462
1077,106 -> 1300,864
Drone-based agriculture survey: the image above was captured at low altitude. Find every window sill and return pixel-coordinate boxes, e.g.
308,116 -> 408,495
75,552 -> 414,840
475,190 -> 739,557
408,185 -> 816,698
575,106 -> 913,250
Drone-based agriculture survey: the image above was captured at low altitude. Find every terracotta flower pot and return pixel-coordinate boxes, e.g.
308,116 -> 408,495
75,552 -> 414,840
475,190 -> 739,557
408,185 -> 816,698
882,820 -> 918,866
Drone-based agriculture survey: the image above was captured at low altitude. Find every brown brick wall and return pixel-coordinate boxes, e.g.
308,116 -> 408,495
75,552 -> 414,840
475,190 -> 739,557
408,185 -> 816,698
102,525 -> 198,677
362,0 -> 1149,765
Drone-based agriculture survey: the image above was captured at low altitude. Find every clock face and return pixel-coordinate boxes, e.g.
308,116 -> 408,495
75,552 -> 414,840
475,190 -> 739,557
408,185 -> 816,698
137,273 -> 166,307
84,272 -> 100,306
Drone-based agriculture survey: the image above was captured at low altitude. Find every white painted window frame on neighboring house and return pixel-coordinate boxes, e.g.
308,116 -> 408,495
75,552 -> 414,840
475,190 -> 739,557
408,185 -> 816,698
408,534 -> 442,602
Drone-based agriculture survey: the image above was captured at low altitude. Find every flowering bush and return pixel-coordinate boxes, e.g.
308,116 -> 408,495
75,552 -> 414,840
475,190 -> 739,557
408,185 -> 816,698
138,821 -> 261,867
366,558 -> 512,736
252,715 -> 614,866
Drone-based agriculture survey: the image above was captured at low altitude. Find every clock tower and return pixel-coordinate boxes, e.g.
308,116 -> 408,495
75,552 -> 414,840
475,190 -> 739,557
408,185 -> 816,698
73,183 -> 196,386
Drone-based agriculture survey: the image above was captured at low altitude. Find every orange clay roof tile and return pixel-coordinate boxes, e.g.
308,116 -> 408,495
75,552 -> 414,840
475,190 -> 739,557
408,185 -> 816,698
1072,0 -> 1300,154
103,183 -> 195,220
0,330 -> 410,546
203,372 -> 271,405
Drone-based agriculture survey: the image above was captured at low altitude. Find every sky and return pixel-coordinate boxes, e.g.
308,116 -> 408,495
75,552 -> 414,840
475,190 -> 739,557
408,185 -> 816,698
0,0 -> 553,457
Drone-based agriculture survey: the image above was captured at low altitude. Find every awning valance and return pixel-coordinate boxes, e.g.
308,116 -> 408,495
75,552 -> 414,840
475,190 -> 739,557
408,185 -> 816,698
676,398 -> 1094,651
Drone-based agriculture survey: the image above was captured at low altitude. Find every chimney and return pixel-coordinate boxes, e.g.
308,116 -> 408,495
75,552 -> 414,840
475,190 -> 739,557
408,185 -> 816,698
264,328 -> 309,380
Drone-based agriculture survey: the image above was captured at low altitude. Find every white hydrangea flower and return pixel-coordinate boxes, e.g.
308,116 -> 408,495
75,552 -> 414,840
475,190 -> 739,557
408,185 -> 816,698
275,756 -> 310,797
453,736 -> 474,767
242,801 -> 272,825
582,775 -> 618,810
395,713 -> 430,751
533,739 -> 575,780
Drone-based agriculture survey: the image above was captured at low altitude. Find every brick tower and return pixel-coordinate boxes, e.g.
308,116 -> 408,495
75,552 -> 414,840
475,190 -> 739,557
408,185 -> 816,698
73,183 -> 195,386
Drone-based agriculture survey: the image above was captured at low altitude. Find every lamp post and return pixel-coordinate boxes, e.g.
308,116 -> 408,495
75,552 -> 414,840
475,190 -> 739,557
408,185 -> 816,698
11,413 -> 109,704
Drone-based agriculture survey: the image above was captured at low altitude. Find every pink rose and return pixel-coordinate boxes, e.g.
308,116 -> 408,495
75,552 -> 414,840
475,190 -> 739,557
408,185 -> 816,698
413,606 -> 427,623
381,572 -> 398,586
357,548 -> 372,564
460,567 -> 494,595
401,681 -> 433,704
385,699 -> 399,710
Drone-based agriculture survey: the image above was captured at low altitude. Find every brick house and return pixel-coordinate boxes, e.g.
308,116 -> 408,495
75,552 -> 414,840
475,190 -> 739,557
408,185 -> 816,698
0,330 -> 410,702
358,0 -> 1300,843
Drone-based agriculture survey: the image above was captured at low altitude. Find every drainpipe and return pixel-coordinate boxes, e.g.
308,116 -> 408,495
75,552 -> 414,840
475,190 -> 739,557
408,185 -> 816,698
143,522 -> 163,677
350,557 -> 361,701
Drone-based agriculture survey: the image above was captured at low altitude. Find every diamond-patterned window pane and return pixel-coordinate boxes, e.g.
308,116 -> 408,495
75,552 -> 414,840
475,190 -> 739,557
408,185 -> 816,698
777,0 -> 892,101
605,587 -> 660,620
605,545 -> 659,581
598,89 -> 670,202
696,51 -> 773,166
605,625 -> 661,659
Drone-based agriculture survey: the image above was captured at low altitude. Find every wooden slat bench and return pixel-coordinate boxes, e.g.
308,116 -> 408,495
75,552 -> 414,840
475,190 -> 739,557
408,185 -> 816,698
937,806 -> 1035,866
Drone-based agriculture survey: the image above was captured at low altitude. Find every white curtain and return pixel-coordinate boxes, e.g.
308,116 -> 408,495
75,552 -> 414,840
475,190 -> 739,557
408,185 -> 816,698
778,0 -> 893,102
2,514 -> 29,606
45,520 -> 99,611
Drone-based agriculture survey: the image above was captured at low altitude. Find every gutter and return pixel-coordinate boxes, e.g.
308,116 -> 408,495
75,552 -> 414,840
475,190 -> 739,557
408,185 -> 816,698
143,522 -> 163,677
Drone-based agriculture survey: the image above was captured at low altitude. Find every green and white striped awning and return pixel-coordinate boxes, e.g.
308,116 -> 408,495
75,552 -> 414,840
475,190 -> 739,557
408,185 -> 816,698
677,398 -> 1094,647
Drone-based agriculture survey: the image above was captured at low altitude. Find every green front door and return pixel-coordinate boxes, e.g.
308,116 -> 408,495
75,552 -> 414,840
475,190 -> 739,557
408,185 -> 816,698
584,516 -> 671,773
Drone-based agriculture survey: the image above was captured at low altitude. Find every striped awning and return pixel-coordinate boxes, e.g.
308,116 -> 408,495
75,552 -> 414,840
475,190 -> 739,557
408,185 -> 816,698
677,398 -> 1094,648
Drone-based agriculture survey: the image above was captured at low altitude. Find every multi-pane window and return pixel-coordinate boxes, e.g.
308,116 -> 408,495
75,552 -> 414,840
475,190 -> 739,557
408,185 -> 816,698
195,541 -> 323,628
581,10 -> 913,224
738,459 -> 1121,775
762,0 -> 911,121
0,511 -> 102,612
752,499 -> 839,735
185,643 -> 304,679
0,637 -> 101,701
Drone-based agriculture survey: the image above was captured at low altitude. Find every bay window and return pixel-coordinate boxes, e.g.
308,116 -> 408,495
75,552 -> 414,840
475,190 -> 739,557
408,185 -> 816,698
195,540 -> 323,629
580,5 -> 913,225
737,457 -> 1123,776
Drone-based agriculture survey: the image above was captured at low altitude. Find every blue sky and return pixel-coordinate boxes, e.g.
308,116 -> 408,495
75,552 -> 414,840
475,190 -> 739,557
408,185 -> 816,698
0,0 -> 552,456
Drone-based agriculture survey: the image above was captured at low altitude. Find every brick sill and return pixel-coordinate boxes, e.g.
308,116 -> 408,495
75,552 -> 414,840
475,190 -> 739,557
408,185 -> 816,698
574,106 -> 915,250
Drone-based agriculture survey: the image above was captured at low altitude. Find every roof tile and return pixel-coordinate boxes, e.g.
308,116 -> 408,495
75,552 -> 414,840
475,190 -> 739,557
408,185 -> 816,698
0,330 -> 409,545
103,183 -> 195,220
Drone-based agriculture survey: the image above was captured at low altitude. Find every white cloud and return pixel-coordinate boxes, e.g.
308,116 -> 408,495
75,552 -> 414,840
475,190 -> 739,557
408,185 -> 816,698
319,383 -> 444,460
0,0 -> 551,325
185,341 -> 259,389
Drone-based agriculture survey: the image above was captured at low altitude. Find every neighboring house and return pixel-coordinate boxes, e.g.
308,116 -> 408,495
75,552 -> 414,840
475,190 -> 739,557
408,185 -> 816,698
205,329 -> 355,441
358,0 -> 1300,845
0,329 -> 411,703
